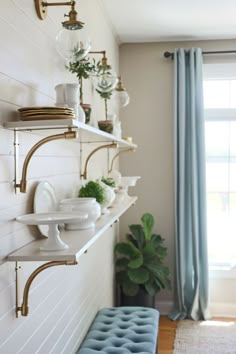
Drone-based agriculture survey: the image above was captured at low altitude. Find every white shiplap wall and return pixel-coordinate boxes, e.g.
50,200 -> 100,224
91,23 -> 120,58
0,0 -> 119,352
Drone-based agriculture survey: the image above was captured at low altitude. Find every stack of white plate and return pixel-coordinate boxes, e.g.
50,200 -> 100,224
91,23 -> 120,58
18,106 -> 75,121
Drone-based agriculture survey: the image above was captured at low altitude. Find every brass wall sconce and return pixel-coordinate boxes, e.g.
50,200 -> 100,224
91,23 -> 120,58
115,76 -> 130,108
34,0 -> 91,60
90,50 -> 118,94
108,148 -> 135,174
81,142 -> 118,180
15,129 -> 77,193
89,51 -> 118,123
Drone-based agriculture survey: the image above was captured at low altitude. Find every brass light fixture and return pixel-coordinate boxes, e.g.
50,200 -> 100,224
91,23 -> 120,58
115,76 -> 130,107
91,51 -> 118,95
90,51 -> 118,127
34,0 -> 91,60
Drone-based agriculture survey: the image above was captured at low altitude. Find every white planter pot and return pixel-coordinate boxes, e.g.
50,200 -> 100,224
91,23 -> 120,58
59,197 -> 101,230
55,83 -> 80,104
99,182 -> 116,215
55,83 -> 86,123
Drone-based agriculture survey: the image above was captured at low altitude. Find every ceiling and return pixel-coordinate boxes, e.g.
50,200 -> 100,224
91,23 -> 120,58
101,0 -> 236,44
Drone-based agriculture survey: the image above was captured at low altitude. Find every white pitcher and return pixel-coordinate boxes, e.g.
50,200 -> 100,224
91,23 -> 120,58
55,83 -> 86,123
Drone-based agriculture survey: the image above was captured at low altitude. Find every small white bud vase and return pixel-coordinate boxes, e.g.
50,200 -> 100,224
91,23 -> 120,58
98,181 -> 116,215
59,197 -> 101,230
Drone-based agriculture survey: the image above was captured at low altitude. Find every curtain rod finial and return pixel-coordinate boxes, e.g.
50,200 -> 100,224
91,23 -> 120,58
164,51 -> 173,59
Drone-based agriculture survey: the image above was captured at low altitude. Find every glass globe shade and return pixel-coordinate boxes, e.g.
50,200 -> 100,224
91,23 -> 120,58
92,72 -> 118,93
56,27 -> 91,61
114,90 -> 130,107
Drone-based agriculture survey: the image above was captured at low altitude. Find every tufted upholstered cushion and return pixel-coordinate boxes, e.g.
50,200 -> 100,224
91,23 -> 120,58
76,306 -> 160,354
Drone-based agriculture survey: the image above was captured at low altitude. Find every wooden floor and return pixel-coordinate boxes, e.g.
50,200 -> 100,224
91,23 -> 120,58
157,316 -> 178,354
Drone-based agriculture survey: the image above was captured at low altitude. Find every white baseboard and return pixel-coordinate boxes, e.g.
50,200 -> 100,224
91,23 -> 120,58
210,302 -> 236,318
155,300 -> 173,315
155,301 -> 236,318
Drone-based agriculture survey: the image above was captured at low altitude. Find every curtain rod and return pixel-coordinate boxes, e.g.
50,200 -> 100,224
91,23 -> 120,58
164,50 -> 236,59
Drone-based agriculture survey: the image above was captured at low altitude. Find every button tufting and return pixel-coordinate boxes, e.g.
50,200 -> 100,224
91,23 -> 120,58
76,307 -> 159,354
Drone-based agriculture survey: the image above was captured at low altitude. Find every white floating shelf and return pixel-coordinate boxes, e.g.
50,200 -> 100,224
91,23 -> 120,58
8,197 -> 137,262
3,119 -> 137,149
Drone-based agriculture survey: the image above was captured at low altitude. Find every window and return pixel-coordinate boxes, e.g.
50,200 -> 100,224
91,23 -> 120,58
204,65 -> 236,271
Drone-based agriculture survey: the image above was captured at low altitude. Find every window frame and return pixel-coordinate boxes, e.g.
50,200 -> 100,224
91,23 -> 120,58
205,106 -> 236,278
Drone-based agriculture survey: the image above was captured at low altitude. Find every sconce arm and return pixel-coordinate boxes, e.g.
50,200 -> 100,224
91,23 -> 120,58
35,0 -> 76,20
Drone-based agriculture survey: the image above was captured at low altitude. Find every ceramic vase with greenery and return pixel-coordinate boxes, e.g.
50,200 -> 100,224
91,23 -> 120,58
101,176 -> 116,188
79,180 -> 106,204
115,212 -> 171,304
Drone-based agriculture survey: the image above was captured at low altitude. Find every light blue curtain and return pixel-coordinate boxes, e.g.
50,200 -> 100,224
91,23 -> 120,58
170,48 -> 210,320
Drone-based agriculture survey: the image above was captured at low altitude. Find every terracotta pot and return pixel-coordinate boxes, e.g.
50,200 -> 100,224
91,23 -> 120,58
98,120 -> 113,134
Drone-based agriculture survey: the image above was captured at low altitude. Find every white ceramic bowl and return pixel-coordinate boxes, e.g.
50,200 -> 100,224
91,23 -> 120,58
59,197 -> 101,230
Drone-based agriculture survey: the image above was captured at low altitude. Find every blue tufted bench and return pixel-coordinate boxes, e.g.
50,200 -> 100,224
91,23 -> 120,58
76,306 -> 160,354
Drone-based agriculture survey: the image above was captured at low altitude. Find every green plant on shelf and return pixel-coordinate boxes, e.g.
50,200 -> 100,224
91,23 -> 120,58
101,176 -> 116,188
79,180 -> 106,204
66,56 -> 96,104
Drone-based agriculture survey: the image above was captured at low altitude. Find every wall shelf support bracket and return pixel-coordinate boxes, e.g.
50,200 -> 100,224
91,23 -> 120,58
15,260 -> 78,317
14,128 -> 77,193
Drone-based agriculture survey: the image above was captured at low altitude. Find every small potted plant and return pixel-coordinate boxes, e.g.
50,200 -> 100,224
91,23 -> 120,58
115,212 -> 171,307
79,180 -> 115,214
96,90 -> 114,133
101,176 -> 117,188
66,56 -> 96,124
78,180 -> 105,204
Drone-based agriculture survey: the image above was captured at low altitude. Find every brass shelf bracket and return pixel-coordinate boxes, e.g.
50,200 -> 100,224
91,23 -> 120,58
15,260 -> 78,317
108,147 -> 135,174
15,129 -> 77,193
81,142 -> 118,180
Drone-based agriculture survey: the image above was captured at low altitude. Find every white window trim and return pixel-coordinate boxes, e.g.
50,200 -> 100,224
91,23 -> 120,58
205,108 -> 236,278
205,108 -> 236,121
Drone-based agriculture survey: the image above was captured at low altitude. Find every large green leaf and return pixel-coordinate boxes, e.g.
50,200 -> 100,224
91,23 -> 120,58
145,256 -> 162,271
127,233 -> 138,248
128,254 -> 143,269
142,242 -> 157,259
141,213 -> 154,241
154,278 -> 165,289
114,242 -> 139,258
144,280 -> 161,296
129,224 -> 145,248
128,267 -> 149,284
150,234 -> 163,249
150,266 -> 171,287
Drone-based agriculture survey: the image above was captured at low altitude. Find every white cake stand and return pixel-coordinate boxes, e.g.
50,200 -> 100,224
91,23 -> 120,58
16,212 -> 87,251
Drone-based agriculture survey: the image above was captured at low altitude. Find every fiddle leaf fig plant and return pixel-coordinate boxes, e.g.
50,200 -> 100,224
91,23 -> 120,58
115,213 -> 171,297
